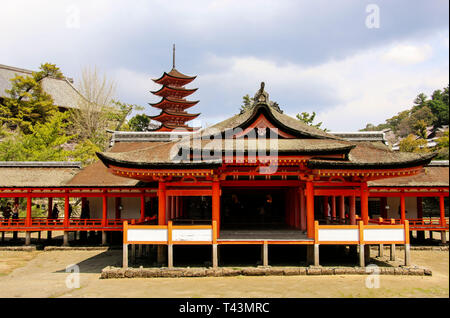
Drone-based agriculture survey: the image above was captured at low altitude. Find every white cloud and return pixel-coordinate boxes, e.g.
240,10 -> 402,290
382,44 -> 433,64
196,38 -> 448,131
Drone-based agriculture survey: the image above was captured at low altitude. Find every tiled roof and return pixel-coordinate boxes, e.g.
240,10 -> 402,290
0,64 -> 84,109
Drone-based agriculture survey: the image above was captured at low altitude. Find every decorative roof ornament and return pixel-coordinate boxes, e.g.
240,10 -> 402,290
253,82 -> 269,104
248,82 -> 283,114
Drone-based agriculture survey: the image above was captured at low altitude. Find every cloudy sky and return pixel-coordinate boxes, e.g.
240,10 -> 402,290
1,0 -> 448,131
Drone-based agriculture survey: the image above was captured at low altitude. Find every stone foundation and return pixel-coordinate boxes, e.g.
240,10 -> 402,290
100,265 -> 432,279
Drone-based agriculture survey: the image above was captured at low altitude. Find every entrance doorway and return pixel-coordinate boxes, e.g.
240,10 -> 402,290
221,188 -> 287,230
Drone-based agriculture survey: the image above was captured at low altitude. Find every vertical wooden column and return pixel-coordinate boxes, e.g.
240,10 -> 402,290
47,197 -> 53,219
331,196 -> 336,220
64,195 -> 70,227
140,193 -> 145,222
360,183 -> 369,224
299,187 -> 306,231
439,196 -> 446,226
212,178 -> 221,236
47,197 -> 53,240
339,195 -> 345,221
306,181 -> 315,238
158,182 -> 167,225
26,196 -> 32,227
416,197 -> 423,219
349,195 -> 356,225
400,195 -> 406,224
102,194 -> 108,227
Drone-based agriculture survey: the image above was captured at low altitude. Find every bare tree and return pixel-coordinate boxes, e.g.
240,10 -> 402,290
69,66 -> 117,149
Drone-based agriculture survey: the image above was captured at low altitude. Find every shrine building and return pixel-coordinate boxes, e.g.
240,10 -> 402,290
0,61 -> 448,268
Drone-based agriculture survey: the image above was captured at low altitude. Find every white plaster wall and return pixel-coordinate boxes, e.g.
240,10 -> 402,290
385,197 -> 418,219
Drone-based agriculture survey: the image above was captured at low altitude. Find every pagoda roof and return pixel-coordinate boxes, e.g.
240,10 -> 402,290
151,85 -> 198,98
149,96 -> 199,109
149,123 -> 197,132
149,110 -> 200,122
152,68 -> 197,85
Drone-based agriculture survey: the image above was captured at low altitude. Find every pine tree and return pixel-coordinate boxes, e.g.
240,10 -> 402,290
0,63 -> 63,133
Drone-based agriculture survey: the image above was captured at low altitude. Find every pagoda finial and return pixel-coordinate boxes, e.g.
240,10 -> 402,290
173,44 -> 176,69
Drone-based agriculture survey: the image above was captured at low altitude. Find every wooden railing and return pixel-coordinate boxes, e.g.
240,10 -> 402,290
368,217 -> 449,230
0,218 -> 136,230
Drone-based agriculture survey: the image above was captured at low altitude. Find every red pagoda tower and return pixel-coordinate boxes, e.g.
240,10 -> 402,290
149,45 -> 200,132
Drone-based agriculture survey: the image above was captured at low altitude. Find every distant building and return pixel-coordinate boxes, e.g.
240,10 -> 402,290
0,64 -> 84,111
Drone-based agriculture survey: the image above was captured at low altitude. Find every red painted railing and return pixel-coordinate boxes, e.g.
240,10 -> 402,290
368,217 -> 448,230
0,218 -> 137,231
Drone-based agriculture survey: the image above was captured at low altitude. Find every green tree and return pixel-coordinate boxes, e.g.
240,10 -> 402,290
0,112 -> 74,161
296,111 -> 328,131
0,63 -> 63,133
128,114 -> 151,131
434,130 -> 449,160
398,134 -> 428,153
240,94 -> 254,113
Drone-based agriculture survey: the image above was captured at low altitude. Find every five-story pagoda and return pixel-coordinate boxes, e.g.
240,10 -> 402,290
149,45 -> 200,131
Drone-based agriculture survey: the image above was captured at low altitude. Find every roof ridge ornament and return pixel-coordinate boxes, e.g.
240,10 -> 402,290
254,82 -> 269,104
247,82 -> 283,114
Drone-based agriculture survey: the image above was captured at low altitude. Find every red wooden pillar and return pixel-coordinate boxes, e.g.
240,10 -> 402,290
299,186 -> 306,231
102,195 -> 108,227
212,178 -> 221,236
360,183 -> 369,225
400,195 -> 406,224
417,197 -> 423,219
47,197 -> 53,219
306,181 -> 315,238
439,196 -> 446,226
26,196 -> 32,227
331,196 -> 336,219
349,195 -> 356,225
323,196 -> 329,220
115,197 -> 122,220
158,182 -> 167,225
64,195 -> 70,227
339,195 -> 345,221
140,194 -> 145,222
